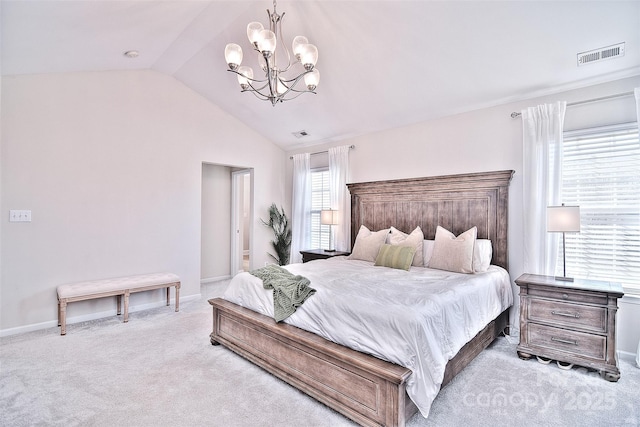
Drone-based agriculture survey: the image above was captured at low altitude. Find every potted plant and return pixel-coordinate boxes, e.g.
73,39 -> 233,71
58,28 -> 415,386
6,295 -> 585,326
262,203 -> 292,266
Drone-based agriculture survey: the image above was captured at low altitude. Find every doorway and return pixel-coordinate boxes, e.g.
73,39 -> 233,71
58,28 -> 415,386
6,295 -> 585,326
201,164 -> 253,284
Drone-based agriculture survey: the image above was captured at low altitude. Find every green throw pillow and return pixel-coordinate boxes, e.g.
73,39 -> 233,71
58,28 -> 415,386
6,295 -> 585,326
374,244 -> 416,271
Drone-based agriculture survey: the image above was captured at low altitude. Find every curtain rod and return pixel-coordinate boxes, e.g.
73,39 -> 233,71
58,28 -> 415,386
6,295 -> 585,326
289,145 -> 355,159
510,91 -> 635,118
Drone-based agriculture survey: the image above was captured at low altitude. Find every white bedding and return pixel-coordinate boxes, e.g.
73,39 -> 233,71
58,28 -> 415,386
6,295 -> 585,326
223,257 -> 513,418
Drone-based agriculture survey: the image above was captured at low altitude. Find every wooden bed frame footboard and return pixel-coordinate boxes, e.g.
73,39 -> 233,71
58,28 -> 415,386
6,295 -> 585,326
209,297 -> 509,427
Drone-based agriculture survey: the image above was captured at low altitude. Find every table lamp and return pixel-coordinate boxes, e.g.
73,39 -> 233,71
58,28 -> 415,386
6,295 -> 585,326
547,204 -> 580,282
320,209 -> 339,252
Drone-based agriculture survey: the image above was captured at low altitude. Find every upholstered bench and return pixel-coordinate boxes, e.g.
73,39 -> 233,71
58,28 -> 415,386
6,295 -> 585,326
57,272 -> 180,335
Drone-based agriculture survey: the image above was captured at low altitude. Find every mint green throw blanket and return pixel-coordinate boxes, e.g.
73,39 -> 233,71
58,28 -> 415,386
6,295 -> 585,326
250,265 -> 316,322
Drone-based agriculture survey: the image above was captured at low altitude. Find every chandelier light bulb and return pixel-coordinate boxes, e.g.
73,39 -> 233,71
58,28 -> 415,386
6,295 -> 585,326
292,36 -> 309,61
247,22 -> 264,46
224,43 -> 243,70
237,66 -> 254,90
301,44 -> 318,70
304,69 -> 320,91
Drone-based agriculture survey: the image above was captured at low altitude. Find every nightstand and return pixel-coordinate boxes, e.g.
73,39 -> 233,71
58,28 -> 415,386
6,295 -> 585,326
300,249 -> 350,263
515,273 -> 624,381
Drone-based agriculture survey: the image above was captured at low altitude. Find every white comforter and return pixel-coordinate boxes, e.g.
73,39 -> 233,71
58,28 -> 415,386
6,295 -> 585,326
223,258 -> 513,418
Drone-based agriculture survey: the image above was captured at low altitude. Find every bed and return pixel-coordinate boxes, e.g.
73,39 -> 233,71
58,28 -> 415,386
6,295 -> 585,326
209,169 -> 514,427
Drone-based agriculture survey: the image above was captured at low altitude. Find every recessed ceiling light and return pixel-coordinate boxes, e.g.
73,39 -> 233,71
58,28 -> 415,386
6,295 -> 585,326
123,50 -> 139,58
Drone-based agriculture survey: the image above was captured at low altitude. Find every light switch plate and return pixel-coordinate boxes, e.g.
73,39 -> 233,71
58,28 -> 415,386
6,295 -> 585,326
9,210 -> 31,222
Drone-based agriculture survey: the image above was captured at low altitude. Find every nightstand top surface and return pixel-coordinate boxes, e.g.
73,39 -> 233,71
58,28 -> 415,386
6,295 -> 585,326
300,249 -> 351,257
515,273 -> 624,296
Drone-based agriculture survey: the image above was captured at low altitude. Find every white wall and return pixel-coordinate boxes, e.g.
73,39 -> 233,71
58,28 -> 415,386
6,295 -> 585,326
286,75 -> 640,354
1,70 -> 285,334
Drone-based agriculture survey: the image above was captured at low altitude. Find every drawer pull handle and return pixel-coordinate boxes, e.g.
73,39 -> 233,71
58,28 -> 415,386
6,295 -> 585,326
551,337 -> 578,346
551,310 -> 580,318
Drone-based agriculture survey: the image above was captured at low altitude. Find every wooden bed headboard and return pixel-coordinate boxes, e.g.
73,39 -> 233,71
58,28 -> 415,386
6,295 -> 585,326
346,170 -> 514,270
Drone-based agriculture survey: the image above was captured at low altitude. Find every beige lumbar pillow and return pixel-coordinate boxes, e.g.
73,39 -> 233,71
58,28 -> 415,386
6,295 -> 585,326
429,226 -> 477,273
388,226 -> 424,267
349,225 -> 389,262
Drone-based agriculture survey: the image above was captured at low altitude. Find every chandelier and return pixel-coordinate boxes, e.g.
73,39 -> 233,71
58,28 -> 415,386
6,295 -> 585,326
223,0 -> 320,106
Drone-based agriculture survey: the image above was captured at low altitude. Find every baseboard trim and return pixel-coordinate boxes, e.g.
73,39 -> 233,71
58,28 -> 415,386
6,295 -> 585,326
200,275 -> 231,285
0,294 -> 201,338
618,350 -> 639,363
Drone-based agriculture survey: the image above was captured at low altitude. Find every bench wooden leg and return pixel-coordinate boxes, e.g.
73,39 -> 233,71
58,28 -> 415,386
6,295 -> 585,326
59,300 -> 67,335
166,287 -> 170,306
175,284 -> 180,312
116,294 -> 122,316
124,290 -> 130,323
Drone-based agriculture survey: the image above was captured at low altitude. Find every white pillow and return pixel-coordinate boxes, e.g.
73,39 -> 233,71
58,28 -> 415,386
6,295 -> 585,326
388,226 -> 424,267
423,240 -> 435,266
348,225 -> 389,262
428,226 -> 477,274
473,239 -> 493,272
424,238 -> 492,272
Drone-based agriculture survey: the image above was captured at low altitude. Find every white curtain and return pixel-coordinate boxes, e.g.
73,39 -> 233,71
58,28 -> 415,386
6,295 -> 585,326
329,146 -> 351,252
522,101 -> 567,276
635,87 -> 640,368
290,153 -> 311,264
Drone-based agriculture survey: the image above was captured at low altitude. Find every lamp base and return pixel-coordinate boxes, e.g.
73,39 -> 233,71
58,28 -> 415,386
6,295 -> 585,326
555,276 -> 574,282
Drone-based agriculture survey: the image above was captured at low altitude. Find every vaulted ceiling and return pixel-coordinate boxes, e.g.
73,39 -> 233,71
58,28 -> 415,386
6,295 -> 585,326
2,1 -> 639,150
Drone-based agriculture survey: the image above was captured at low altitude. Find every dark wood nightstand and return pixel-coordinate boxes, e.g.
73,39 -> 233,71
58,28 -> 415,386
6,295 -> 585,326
300,249 -> 351,263
515,273 -> 624,381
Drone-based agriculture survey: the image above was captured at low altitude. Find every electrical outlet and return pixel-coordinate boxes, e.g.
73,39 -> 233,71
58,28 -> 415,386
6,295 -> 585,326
9,210 -> 32,222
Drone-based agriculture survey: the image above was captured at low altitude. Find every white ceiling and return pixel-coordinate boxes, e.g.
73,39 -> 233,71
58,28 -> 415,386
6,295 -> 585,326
2,1 -> 639,150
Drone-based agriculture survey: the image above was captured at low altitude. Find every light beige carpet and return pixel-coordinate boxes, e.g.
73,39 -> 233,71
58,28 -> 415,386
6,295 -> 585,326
1,281 -> 638,426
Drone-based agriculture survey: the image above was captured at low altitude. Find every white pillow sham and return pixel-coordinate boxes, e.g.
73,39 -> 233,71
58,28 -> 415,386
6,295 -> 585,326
423,237 -> 492,273
473,240 -> 493,272
348,225 -> 389,262
428,226 -> 477,274
388,226 -> 424,267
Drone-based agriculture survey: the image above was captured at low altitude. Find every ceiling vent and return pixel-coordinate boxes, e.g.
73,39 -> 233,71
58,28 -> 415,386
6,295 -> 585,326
292,130 -> 309,138
577,43 -> 625,66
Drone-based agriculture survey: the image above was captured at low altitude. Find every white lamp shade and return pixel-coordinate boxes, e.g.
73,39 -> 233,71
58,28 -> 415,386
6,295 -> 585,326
257,29 -> 276,54
246,22 -> 264,45
276,79 -> 288,95
300,44 -> 318,69
304,69 -> 320,90
224,43 -> 243,68
292,36 -> 308,59
237,66 -> 253,88
321,209 -> 339,225
547,205 -> 580,232
257,51 -> 269,72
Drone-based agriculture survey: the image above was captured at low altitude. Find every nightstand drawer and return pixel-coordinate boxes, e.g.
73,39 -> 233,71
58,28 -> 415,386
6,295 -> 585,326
528,287 -> 608,305
528,299 -> 607,333
528,323 -> 606,360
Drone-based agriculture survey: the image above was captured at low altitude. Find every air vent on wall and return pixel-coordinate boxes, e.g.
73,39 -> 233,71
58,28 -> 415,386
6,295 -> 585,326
577,43 -> 625,66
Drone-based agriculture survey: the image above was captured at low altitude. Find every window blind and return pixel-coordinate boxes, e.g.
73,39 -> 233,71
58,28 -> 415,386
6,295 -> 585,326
310,169 -> 331,249
560,123 -> 640,294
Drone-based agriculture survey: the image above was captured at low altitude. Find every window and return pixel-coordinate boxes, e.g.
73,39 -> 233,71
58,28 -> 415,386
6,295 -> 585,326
310,168 -> 331,249
559,122 -> 640,295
